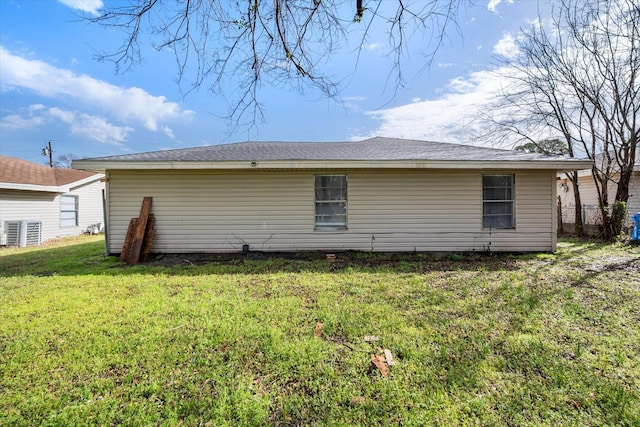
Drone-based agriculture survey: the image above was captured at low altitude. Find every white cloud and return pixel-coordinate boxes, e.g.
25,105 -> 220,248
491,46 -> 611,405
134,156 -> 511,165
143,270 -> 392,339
51,108 -> 132,144
48,107 -> 75,123
68,114 -> 132,145
0,114 -> 47,129
1,104 -> 132,144
447,76 -> 478,94
363,43 -> 382,52
492,33 -> 519,59
0,104 -> 48,129
162,126 -> 175,139
487,0 -> 514,13
0,46 -> 193,135
57,0 -> 103,16
353,69 -> 509,145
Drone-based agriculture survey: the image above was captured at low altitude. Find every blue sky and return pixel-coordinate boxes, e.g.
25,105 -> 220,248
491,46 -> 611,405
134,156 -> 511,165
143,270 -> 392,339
0,0 -> 552,164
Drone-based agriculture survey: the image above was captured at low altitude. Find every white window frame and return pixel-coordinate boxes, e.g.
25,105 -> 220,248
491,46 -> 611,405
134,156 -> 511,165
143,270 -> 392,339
314,175 -> 347,230
482,174 -> 515,229
60,195 -> 79,228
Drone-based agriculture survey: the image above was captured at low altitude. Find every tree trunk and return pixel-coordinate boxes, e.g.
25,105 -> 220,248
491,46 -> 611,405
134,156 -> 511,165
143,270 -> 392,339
557,196 -> 564,235
569,172 -> 584,236
615,166 -> 632,203
594,170 -> 611,240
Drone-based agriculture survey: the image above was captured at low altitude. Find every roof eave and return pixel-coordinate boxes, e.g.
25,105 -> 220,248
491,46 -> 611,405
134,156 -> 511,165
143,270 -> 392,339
66,173 -> 105,190
0,173 -> 104,193
0,182 -> 65,192
73,159 -> 594,172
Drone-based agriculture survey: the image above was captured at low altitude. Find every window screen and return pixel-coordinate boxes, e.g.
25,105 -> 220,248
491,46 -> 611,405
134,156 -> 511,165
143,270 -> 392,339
315,175 -> 347,229
60,195 -> 78,227
482,175 -> 514,229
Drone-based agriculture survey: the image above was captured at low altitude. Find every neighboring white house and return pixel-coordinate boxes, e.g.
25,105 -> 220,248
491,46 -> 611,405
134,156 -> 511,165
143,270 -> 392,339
0,156 -> 105,247
73,137 -> 591,254
557,151 -> 640,232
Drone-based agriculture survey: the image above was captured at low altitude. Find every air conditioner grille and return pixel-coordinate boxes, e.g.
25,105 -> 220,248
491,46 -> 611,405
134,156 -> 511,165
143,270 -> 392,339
4,221 -> 42,247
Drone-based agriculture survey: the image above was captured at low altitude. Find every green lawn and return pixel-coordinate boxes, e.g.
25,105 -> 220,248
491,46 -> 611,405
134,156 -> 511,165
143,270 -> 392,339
1,236 -> 639,426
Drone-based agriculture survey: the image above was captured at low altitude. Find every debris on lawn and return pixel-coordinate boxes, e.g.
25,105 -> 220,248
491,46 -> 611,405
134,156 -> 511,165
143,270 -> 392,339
384,349 -> 396,366
365,336 -> 396,377
314,322 -> 324,337
325,253 -> 347,270
120,197 -> 155,265
314,328 -> 395,376
371,353 -> 389,377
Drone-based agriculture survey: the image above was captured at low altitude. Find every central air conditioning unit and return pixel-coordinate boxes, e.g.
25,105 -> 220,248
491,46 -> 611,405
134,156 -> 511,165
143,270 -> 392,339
4,220 -> 42,247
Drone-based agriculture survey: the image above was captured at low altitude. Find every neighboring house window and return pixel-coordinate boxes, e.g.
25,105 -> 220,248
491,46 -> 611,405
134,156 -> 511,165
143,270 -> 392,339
60,195 -> 79,227
482,175 -> 515,229
315,175 -> 347,229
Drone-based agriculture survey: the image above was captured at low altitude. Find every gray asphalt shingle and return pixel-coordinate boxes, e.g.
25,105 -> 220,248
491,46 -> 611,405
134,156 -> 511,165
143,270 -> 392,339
77,137 -> 574,163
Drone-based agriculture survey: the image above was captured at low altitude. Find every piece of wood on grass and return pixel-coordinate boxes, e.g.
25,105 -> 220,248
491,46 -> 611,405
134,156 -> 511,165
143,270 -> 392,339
124,197 -> 152,265
139,214 -> 156,262
371,354 -> 389,377
314,322 -> 323,337
119,217 -> 138,263
384,349 -> 396,366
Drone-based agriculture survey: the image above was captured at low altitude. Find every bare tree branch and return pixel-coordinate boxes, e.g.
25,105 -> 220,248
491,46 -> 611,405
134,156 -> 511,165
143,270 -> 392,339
479,0 -> 640,238
89,0 -> 470,129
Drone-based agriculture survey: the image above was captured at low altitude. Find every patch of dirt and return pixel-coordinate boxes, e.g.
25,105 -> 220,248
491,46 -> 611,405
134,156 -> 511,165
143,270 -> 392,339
583,256 -> 640,273
129,250 -> 522,271
141,251 -> 328,267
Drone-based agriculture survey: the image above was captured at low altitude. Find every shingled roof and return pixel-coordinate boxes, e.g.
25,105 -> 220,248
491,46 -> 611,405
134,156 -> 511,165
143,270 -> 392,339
73,137 -> 592,171
0,156 -> 101,190
79,137 -> 569,162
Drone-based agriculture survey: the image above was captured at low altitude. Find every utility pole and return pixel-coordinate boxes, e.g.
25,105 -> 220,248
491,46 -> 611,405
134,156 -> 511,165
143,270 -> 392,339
42,140 -> 53,167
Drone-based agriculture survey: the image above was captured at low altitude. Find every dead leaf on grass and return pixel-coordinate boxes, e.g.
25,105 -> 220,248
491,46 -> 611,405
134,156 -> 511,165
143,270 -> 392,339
371,354 -> 389,377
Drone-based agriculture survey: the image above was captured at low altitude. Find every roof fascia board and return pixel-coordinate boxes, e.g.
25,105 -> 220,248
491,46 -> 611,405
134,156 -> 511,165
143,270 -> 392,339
66,173 -> 105,191
73,159 -> 594,171
0,173 -> 104,193
0,182 -> 64,192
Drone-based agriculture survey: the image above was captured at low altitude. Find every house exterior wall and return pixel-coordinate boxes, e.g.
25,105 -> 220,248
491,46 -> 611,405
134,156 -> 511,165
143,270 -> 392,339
557,171 -> 639,227
0,179 -> 104,245
71,180 -> 105,232
105,169 -> 557,253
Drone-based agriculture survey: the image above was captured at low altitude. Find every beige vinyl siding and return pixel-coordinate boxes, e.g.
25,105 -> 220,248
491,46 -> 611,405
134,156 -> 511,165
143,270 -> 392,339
0,179 -> 104,244
558,171 -> 640,226
558,173 -> 617,207
105,169 -> 556,253
0,190 -> 58,243
71,180 -> 105,231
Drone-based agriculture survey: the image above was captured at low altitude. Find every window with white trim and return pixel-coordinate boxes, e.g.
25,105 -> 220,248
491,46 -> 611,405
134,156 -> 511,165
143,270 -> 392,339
482,175 -> 514,229
60,195 -> 79,227
315,175 -> 347,230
